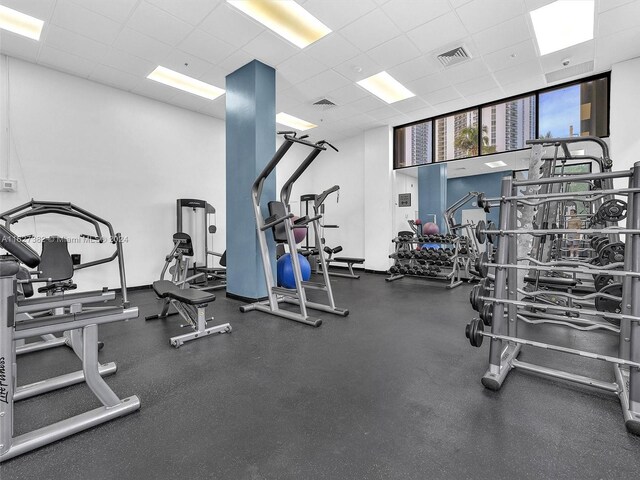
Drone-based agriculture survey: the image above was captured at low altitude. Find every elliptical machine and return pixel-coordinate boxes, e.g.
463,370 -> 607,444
240,132 -> 348,327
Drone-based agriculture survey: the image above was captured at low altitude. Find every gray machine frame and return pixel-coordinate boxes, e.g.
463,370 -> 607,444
240,132 -> 348,327
0,226 -> 140,462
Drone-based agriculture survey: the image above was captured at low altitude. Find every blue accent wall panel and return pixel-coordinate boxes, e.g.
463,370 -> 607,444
418,162 -> 447,232
446,171 -> 512,226
226,60 -> 276,300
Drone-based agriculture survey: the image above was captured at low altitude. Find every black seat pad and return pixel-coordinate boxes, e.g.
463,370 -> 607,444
333,257 -> 365,264
39,236 -> 74,282
152,280 -> 215,305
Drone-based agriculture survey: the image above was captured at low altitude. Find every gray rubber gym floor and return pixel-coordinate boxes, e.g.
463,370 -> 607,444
2,272 -> 639,479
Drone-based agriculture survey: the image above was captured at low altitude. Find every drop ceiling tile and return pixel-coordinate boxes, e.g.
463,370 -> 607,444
391,96 -> 430,114
318,104 -> 360,121
145,0 -> 219,26
199,65 -> 227,88
348,95 -> 389,112
279,53 -> 330,85
450,0 -> 473,7
326,83 -> 370,105
598,0 -> 636,13
539,40 -> 595,73
407,12 -> 468,54
218,50 -> 255,73
295,70 -> 351,100
199,3 -> 263,48
367,105 -> 402,120
386,114 -> 413,127
70,0 -> 138,23
39,45 -> 97,77
1,0 -> 56,19
388,56 -> 441,84
523,0 -> 555,10
500,74 -> 546,97
333,53 -> 383,81
598,0 -> 640,37
493,60 -> 543,86
382,0 -> 451,31
421,86 -> 461,105
472,14 -> 531,55
443,58 -> 490,85
101,48 -> 156,77
303,0 -> 377,30
52,1 -> 121,45
406,72 -> 450,96
595,26 -> 640,69
45,25 -> 109,62
304,33 -> 359,68
242,31 -> 299,67
113,28 -> 171,65
127,1 -> 192,46
461,86 -> 503,106
0,32 -> 40,62
482,39 -> 538,72
456,0 -> 525,34
178,29 -> 236,64
89,64 -> 140,91
453,74 -> 498,97
340,9 -> 401,51
367,35 -> 421,69
276,72 -> 294,92
161,49 -> 214,78
435,97 -> 471,115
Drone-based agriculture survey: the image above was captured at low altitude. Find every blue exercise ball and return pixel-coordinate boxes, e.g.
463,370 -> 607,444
277,253 -> 311,288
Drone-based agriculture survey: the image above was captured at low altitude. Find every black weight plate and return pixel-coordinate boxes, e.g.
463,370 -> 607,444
480,303 -> 493,326
594,274 -> 614,291
470,285 -> 479,310
599,242 -> 625,266
598,199 -> 628,222
478,251 -> 489,278
486,221 -> 496,244
475,220 -> 486,244
595,283 -> 622,326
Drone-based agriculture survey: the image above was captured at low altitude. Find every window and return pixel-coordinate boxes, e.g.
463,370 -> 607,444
539,76 -> 608,138
435,109 -> 478,162
393,121 -> 432,168
481,95 -> 536,155
392,73 -> 610,170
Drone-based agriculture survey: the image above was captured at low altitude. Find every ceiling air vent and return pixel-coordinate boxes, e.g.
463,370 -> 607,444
313,98 -> 337,110
545,60 -> 594,83
437,46 -> 471,68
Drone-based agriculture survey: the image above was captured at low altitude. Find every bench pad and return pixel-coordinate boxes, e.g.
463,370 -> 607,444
333,257 -> 365,264
152,280 -> 215,305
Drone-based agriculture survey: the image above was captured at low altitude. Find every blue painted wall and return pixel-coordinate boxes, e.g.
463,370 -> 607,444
226,60 -> 276,300
446,170 -> 512,225
418,163 -> 447,232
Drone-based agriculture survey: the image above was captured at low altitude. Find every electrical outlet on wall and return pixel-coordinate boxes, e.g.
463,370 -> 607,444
0,179 -> 17,192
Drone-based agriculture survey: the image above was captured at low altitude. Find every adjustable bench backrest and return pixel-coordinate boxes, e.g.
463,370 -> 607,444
38,236 -> 74,282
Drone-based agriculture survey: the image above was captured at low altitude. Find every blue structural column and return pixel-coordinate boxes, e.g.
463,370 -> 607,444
418,162 -> 448,232
226,60 -> 276,301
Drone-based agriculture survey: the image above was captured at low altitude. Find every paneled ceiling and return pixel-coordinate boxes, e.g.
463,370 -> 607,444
1,0 -> 639,141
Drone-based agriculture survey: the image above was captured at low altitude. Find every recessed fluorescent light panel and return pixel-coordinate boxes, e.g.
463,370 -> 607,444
530,0 -> 594,55
147,66 -> 225,100
0,5 -> 44,40
485,160 -> 507,168
276,112 -> 317,131
227,0 -> 331,48
357,71 -> 415,104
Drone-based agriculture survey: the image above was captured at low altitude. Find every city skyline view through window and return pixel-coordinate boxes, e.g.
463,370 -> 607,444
392,74 -> 609,170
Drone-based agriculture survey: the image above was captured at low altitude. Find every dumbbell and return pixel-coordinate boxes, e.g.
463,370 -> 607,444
389,265 -> 399,274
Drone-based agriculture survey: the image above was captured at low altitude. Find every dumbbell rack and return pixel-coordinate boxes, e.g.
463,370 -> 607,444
465,162 -> 640,435
386,234 -> 463,289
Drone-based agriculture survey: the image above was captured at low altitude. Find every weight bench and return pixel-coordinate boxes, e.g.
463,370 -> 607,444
146,280 -> 231,348
323,246 -> 365,279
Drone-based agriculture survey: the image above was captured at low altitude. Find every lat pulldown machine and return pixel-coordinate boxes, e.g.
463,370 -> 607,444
240,132 -> 348,327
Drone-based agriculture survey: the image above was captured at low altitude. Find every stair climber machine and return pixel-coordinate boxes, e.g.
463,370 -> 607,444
240,131 -> 349,327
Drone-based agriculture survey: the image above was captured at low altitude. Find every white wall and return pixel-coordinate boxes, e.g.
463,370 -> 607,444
392,171 -> 419,234
610,56 -> 640,190
0,57 -> 226,292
